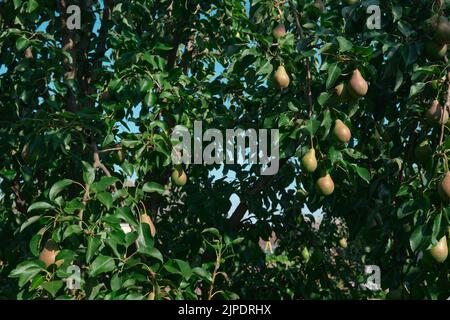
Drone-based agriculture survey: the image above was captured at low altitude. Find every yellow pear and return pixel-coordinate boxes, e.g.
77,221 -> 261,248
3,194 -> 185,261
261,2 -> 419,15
172,167 -> 187,186
430,236 -> 448,263
140,214 -> 156,237
348,69 -> 368,98
435,16 -> 450,44
333,120 -> 351,143
438,171 -> 450,202
339,238 -> 348,248
316,174 -> 335,196
272,23 -> 286,39
301,246 -> 310,261
274,65 -> 290,88
301,148 -> 318,173
39,240 -> 62,268
426,100 -> 448,125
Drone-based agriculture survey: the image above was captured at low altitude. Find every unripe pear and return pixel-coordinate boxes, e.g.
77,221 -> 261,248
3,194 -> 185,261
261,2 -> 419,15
435,16 -> 450,44
424,41 -> 448,60
348,69 -> 368,98
438,171 -> 450,202
414,140 -> 432,164
339,238 -> 348,248
140,213 -> 156,237
172,167 -> 187,186
426,100 -> 448,125
301,246 -> 310,261
316,174 -> 335,196
272,23 -> 286,39
301,148 -> 318,173
430,236 -> 448,263
274,65 -> 290,88
334,83 -> 349,101
333,120 -> 351,143
39,240 -> 62,268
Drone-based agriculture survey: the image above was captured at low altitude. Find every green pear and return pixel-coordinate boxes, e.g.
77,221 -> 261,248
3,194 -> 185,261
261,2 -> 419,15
438,171 -> 450,202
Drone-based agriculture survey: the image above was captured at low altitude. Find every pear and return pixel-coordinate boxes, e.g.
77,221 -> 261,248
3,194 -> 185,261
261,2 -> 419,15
274,65 -> 290,89
438,171 -> 450,202
272,23 -> 286,39
435,16 -> 450,44
140,213 -> 156,237
344,0 -> 360,5
334,83 -> 349,102
316,174 -> 335,196
172,167 -> 188,186
426,100 -> 448,125
333,120 -> 351,143
24,47 -> 33,59
339,238 -> 348,248
301,148 -> 318,173
301,246 -> 310,261
430,236 -> 448,263
414,140 -> 432,164
424,41 -> 448,60
313,0 -> 325,11
39,240 -> 62,268
348,69 -> 368,98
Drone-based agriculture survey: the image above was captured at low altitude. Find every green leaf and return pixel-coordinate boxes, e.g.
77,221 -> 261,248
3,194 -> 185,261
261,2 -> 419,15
91,176 -> 119,193
114,207 -> 138,227
326,63 -> 341,90
410,225 -> 425,252
49,179 -> 73,201
41,280 -> 64,297
29,228 -> 45,256
86,236 -> 102,263
202,227 -> 220,237
15,37 -> 30,51
63,225 -> 83,240
336,36 -> 353,52
351,165 -> 371,183
27,202 -> 54,213
97,192 -> 113,210
64,198 -> 85,213
139,247 -> 163,263
27,0 -> 39,12
9,261 -> 43,287
20,215 -> 42,232
431,212 -> 442,244
111,273 -> 122,292
89,255 -> 116,277
82,161 -> 95,186
409,82 -> 425,98
142,182 -> 164,194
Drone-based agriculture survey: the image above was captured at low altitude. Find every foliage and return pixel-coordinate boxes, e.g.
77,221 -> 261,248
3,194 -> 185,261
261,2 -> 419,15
1,0 -> 450,299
